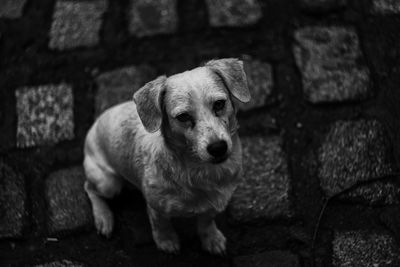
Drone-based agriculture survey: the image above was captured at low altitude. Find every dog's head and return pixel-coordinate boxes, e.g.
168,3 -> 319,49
133,58 -> 250,164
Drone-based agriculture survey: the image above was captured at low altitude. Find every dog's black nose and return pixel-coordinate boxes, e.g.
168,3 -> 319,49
207,140 -> 228,158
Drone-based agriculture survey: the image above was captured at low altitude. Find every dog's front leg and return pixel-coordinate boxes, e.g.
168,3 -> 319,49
147,205 -> 180,253
197,213 -> 226,255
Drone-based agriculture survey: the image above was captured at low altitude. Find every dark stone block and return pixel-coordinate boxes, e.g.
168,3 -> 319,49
45,167 -> 92,235
333,231 -> 400,267
49,0 -> 108,50
240,57 -> 273,111
205,0 -> 262,27
318,120 -> 394,196
16,84 -> 74,148
0,159 -> 27,238
294,27 -> 370,103
228,136 -> 292,222
0,0 -> 27,18
128,0 -> 178,37
94,65 -> 156,117
339,180 -> 400,206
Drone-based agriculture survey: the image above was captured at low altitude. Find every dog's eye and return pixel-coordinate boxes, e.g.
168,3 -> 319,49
176,113 -> 192,123
213,100 -> 225,112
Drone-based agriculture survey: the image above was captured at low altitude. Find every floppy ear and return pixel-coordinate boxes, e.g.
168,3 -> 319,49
205,58 -> 251,103
133,75 -> 167,133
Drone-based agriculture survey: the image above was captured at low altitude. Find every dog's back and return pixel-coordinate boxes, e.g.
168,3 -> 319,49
84,101 -> 150,189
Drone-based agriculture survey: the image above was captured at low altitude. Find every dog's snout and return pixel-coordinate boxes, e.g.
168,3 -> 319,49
207,140 -> 228,158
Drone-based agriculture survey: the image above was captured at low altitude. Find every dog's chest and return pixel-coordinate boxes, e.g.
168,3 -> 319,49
152,184 -> 235,217
145,167 -> 238,217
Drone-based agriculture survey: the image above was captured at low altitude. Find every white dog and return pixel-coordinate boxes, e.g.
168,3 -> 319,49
83,58 -> 250,254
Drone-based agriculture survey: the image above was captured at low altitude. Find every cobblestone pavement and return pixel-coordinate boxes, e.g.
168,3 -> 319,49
1,0 -> 400,266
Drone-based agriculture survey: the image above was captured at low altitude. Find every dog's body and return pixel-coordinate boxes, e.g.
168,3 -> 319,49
84,59 -> 250,254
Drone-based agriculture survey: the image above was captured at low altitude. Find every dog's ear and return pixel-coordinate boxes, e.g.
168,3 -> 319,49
133,75 -> 167,133
206,58 -> 251,103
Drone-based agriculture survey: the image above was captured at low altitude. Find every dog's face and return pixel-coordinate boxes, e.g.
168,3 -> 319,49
134,58 -> 251,164
163,68 -> 236,163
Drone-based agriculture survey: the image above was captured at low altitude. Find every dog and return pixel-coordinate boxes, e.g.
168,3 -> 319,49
83,58 -> 251,254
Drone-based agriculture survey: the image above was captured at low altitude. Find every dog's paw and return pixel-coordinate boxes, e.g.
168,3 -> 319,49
153,233 -> 180,254
93,207 -> 114,238
200,228 -> 226,255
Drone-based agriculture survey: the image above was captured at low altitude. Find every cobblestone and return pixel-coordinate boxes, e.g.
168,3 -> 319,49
372,0 -> 400,14
16,84 -> 74,148
0,0 -> 27,18
0,159 -> 27,238
228,136 -> 292,222
318,120 -> 394,196
294,27 -> 370,103
240,57 -> 273,111
339,180 -> 400,206
233,250 -> 300,267
45,167 -> 92,234
333,231 -> 400,267
128,0 -> 178,37
205,0 -> 262,27
49,0 -> 108,50
95,65 -> 156,116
